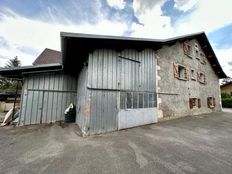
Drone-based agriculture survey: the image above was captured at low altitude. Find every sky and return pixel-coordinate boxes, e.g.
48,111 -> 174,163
0,0 -> 232,77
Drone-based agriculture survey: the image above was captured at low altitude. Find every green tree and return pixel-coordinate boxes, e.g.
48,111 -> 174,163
5,56 -> 21,68
221,92 -> 231,99
0,56 -> 22,92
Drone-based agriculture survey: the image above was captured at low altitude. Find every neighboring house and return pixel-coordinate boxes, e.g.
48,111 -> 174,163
33,48 -> 62,65
221,81 -> 232,96
0,32 -> 227,135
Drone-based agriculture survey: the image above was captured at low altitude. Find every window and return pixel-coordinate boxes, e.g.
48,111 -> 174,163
191,69 -> 196,80
200,52 -> 206,64
173,63 -> 189,80
189,98 -> 201,109
207,97 -> 215,108
183,41 -> 192,57
195,49 -> 200,60
120,92 -> 156,109
197,72 -> 206,84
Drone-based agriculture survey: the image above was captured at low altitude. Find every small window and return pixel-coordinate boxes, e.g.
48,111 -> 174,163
120,92 -> 156,109
183,41 -> 192,57
173,63 -> 189,80
197,72 -> 206,84
195,49 -> 200,59
191,69 -> 196,80
207,97 -> 216,108
126,93 -> 132,109
189,97 -> 201,109
200,52 -> 206,64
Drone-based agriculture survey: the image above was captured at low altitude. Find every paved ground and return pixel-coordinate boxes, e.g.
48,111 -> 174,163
222,108 -> 232,113
0,112 -> 232,174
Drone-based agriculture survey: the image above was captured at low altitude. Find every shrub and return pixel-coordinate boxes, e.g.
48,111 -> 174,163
222,98 -> 232,108
221,92 -> 231,99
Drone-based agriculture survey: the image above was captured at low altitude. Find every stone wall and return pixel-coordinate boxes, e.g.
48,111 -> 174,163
156,39 -> 221,120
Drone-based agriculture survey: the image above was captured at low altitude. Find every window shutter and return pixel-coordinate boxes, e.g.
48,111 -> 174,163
183,42 -> 190,56
189,98 -> 193,109
185,67 -> 189,80
197,72 -> 200,82
213,97 -> 216,107
198,98 -> 201,108
173,63 -> 179,78
207,97 -> 210,108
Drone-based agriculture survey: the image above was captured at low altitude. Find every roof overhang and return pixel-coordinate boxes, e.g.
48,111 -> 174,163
61,31 -> 227,79
0,63 -> 63,79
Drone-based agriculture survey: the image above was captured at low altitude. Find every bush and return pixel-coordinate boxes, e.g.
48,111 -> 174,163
221,92 -> 231,99
222,98 -> 232,108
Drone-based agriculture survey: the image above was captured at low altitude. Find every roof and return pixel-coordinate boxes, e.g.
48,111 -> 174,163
33,48 -> 62,65
61,31 -> 227,78
221,81 -> 232,88
0,64 -> 63,79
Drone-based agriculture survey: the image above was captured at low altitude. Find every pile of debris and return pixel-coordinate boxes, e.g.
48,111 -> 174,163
0,106 -> 20,126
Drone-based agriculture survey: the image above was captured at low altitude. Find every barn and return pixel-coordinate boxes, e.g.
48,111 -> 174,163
0,32 -> 227,135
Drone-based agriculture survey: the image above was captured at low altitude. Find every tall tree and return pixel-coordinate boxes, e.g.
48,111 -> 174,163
0,56 -> 22,92
5,56 -> 21,68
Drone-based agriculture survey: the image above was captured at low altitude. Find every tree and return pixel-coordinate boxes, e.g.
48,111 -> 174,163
5,56 -> 21,68
0,56 -> 22,92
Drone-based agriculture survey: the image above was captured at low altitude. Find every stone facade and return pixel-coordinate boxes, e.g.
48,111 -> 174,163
156,39 -> 221,120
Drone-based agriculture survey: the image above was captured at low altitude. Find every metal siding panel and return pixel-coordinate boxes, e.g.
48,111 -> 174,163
25,90 -> 33,125
30,91 -> 38,124
89,90 -> 118,134
103,49 -> 108,89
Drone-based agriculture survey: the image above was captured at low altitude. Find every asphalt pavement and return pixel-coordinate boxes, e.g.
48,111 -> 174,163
0,111 -> 232,174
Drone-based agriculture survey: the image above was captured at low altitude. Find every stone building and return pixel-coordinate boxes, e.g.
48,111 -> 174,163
0,32 -> 227,135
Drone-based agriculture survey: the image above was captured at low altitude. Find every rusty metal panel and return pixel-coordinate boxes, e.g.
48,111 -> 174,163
76,66 -> 90,134
19,72 -> 77,125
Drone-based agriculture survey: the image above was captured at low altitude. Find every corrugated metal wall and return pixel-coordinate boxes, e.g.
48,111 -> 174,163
84,48 -> 156,134
88,49 -> 156,91
76,66 -> 90,134
19,72 -> 77,125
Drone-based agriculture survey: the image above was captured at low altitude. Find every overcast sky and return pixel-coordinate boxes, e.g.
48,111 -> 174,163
0,0 -> 231,77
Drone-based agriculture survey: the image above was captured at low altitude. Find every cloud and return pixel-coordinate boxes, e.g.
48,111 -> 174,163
174,0 -> 232,34
214,48 -> 232,77
130,1 -> 174,39
0,0 -> 103,25
133,0 -> 165,15
0,36 -> 10,49
174,0 -> 198,12
106,0 -> 126,9
16,46 -> 39,56
0,10 -> 128,66
207,24 -> 232,49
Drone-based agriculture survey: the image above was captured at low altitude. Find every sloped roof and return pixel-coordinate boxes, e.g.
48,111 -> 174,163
61,32 -> 227,78
0,64 -> 63,79
33,48 -> 62,65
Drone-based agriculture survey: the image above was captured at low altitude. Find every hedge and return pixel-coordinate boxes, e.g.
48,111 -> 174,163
222,98 -> 232,108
